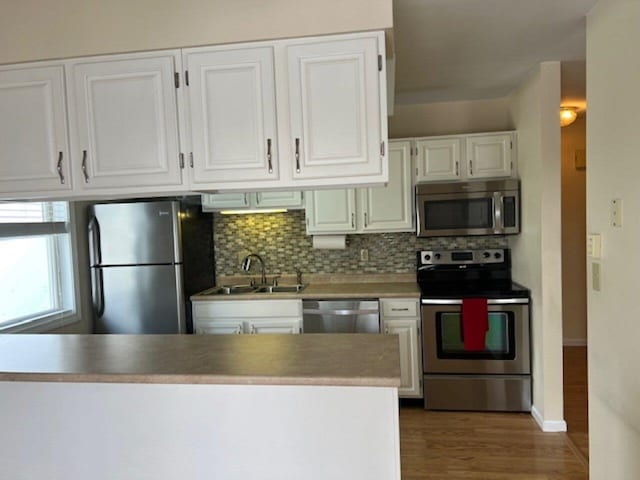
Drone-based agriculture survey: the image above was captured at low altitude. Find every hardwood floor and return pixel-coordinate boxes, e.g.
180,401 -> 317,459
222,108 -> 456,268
399,406 -> 589,479
563,346 -> 589,461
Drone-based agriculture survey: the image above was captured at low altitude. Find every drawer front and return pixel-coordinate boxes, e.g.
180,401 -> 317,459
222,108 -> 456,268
380,299 -> 418,318
193,299 -> 302,318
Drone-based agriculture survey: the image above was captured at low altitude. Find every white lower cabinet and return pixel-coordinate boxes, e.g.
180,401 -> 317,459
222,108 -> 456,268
380,298 -> 423,398
193,299 -> 302,334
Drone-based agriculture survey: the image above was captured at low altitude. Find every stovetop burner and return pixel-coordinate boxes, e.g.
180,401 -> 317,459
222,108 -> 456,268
416,248 -> 530,299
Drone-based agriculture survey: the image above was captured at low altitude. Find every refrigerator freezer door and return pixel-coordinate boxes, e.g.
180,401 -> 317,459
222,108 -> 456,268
93,264 -> 186,333
89,201 -> 181,266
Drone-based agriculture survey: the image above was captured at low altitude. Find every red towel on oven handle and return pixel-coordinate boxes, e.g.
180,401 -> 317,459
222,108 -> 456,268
461,298 -> 489,351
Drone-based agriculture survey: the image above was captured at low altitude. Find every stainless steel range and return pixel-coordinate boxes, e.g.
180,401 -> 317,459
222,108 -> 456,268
417,248 -> 531,412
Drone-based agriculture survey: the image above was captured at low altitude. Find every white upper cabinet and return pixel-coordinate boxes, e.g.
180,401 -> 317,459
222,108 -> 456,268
201,191 -> 304,211
255,191 -> 304,208
0,64 -> 72,197
466,133 -> 513,178
287,34 -> 387,184
66,51 -> 184,192
415,137 -> 461,182
414,131 -> 516,182
185,46 -> 278,188
360,140 -> 414,232
305,189 -> 357,233
306,139 -> 413,235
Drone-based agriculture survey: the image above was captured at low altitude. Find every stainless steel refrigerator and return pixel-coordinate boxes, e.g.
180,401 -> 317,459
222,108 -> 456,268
88,200 -> 205,334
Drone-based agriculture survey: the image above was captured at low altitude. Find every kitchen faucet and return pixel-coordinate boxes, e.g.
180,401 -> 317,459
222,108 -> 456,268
241,253 -> 267,285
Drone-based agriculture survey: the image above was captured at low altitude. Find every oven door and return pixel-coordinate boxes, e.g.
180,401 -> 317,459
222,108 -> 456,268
421,299 -> 530,375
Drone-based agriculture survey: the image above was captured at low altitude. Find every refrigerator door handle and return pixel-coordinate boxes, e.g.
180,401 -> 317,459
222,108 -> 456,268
88,216 -> 102,266
91,268 -> 105,318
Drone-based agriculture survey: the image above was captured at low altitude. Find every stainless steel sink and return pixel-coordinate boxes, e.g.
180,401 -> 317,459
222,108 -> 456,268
200,284 -> 306,295
204,285 -> 256,295
254,284 -> 307,294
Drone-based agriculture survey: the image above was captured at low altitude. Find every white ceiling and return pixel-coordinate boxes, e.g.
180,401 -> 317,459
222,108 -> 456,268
393,0 -> 597,106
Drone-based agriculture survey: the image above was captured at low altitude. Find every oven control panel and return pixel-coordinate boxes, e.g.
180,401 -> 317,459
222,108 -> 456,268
419,249 -> 506,265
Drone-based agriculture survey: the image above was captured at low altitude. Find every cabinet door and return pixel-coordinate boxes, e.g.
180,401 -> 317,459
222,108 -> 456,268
383,318 -> 422,398
68,52 -> 183,191
287,34 -> 385,181
201,193 -> 250,211
193,319 -> 243,335
415,137 -> 461,182
186,46 -> 278,186
0,65 -> 72,196
360,140 -> 414,232
248,319 -> 300,334
466,133 -> 512,178
305,189 -> 357,234
255,191 -> 304,209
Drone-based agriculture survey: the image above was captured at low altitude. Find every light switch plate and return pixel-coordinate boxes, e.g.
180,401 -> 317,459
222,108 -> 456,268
587,234 -> 602,259
611,198 -> 623,227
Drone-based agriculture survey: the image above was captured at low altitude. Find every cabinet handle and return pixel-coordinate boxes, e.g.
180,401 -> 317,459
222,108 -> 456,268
469,159 -> 473,176
267,138 -> 273,173
391,308 -> 409,311
351,212 -> 355,228
244,193 -> 249,206
364,212 -> 368,228
56,151 -> 65,184
295,138 -> 301,173
81,150 -> 89,183
189,152 -> 194,168
455,160 -> 459,176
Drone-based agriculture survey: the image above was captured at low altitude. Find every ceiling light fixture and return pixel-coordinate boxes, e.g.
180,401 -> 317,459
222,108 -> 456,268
560,106 -> 578,127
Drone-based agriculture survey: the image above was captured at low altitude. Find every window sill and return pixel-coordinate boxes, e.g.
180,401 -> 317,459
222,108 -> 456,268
0,310 -> 81,333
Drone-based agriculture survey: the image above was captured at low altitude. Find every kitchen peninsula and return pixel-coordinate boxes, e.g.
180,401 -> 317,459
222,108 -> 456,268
0,334 -> 401,480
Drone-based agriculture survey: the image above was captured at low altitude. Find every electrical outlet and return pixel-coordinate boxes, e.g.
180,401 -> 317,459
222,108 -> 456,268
592,262 -> 601,291
360,249 -> 369,262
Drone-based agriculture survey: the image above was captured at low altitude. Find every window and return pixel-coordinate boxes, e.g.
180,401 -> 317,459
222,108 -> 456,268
0,202 -> 77,331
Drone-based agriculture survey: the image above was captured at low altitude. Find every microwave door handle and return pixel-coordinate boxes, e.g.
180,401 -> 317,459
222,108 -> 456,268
493,192 -> 503,234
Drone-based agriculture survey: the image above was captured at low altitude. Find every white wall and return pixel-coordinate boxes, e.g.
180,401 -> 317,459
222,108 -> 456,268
388,98 -> 513,138
561,115 -> 587,345
0,0 -> 392,64
508,62 -> 565,431
586,0 -> 640,477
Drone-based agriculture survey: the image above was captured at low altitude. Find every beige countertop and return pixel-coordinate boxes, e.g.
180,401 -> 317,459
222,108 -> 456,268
191,273 -> 420,301
0,334 -> 400,388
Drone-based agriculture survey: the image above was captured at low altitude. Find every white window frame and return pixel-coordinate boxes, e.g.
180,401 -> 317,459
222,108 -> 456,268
0,202 -> 82,333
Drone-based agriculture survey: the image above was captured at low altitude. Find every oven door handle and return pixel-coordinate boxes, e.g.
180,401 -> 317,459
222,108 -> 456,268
421,298 -> 529,305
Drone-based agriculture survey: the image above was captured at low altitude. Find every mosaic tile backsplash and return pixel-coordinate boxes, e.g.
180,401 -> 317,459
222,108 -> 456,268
213,210 -> 508,278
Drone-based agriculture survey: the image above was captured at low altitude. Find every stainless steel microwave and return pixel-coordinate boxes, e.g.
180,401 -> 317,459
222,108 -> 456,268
416,179 -> 520,237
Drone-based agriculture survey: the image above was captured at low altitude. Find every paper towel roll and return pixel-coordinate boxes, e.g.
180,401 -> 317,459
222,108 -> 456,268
312,235 -> 346,249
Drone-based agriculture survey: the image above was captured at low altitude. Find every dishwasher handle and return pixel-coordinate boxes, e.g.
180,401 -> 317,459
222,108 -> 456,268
303,308 -> 379,316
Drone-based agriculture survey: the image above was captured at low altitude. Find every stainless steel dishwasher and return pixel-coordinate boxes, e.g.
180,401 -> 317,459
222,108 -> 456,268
302,300 -> 380,333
